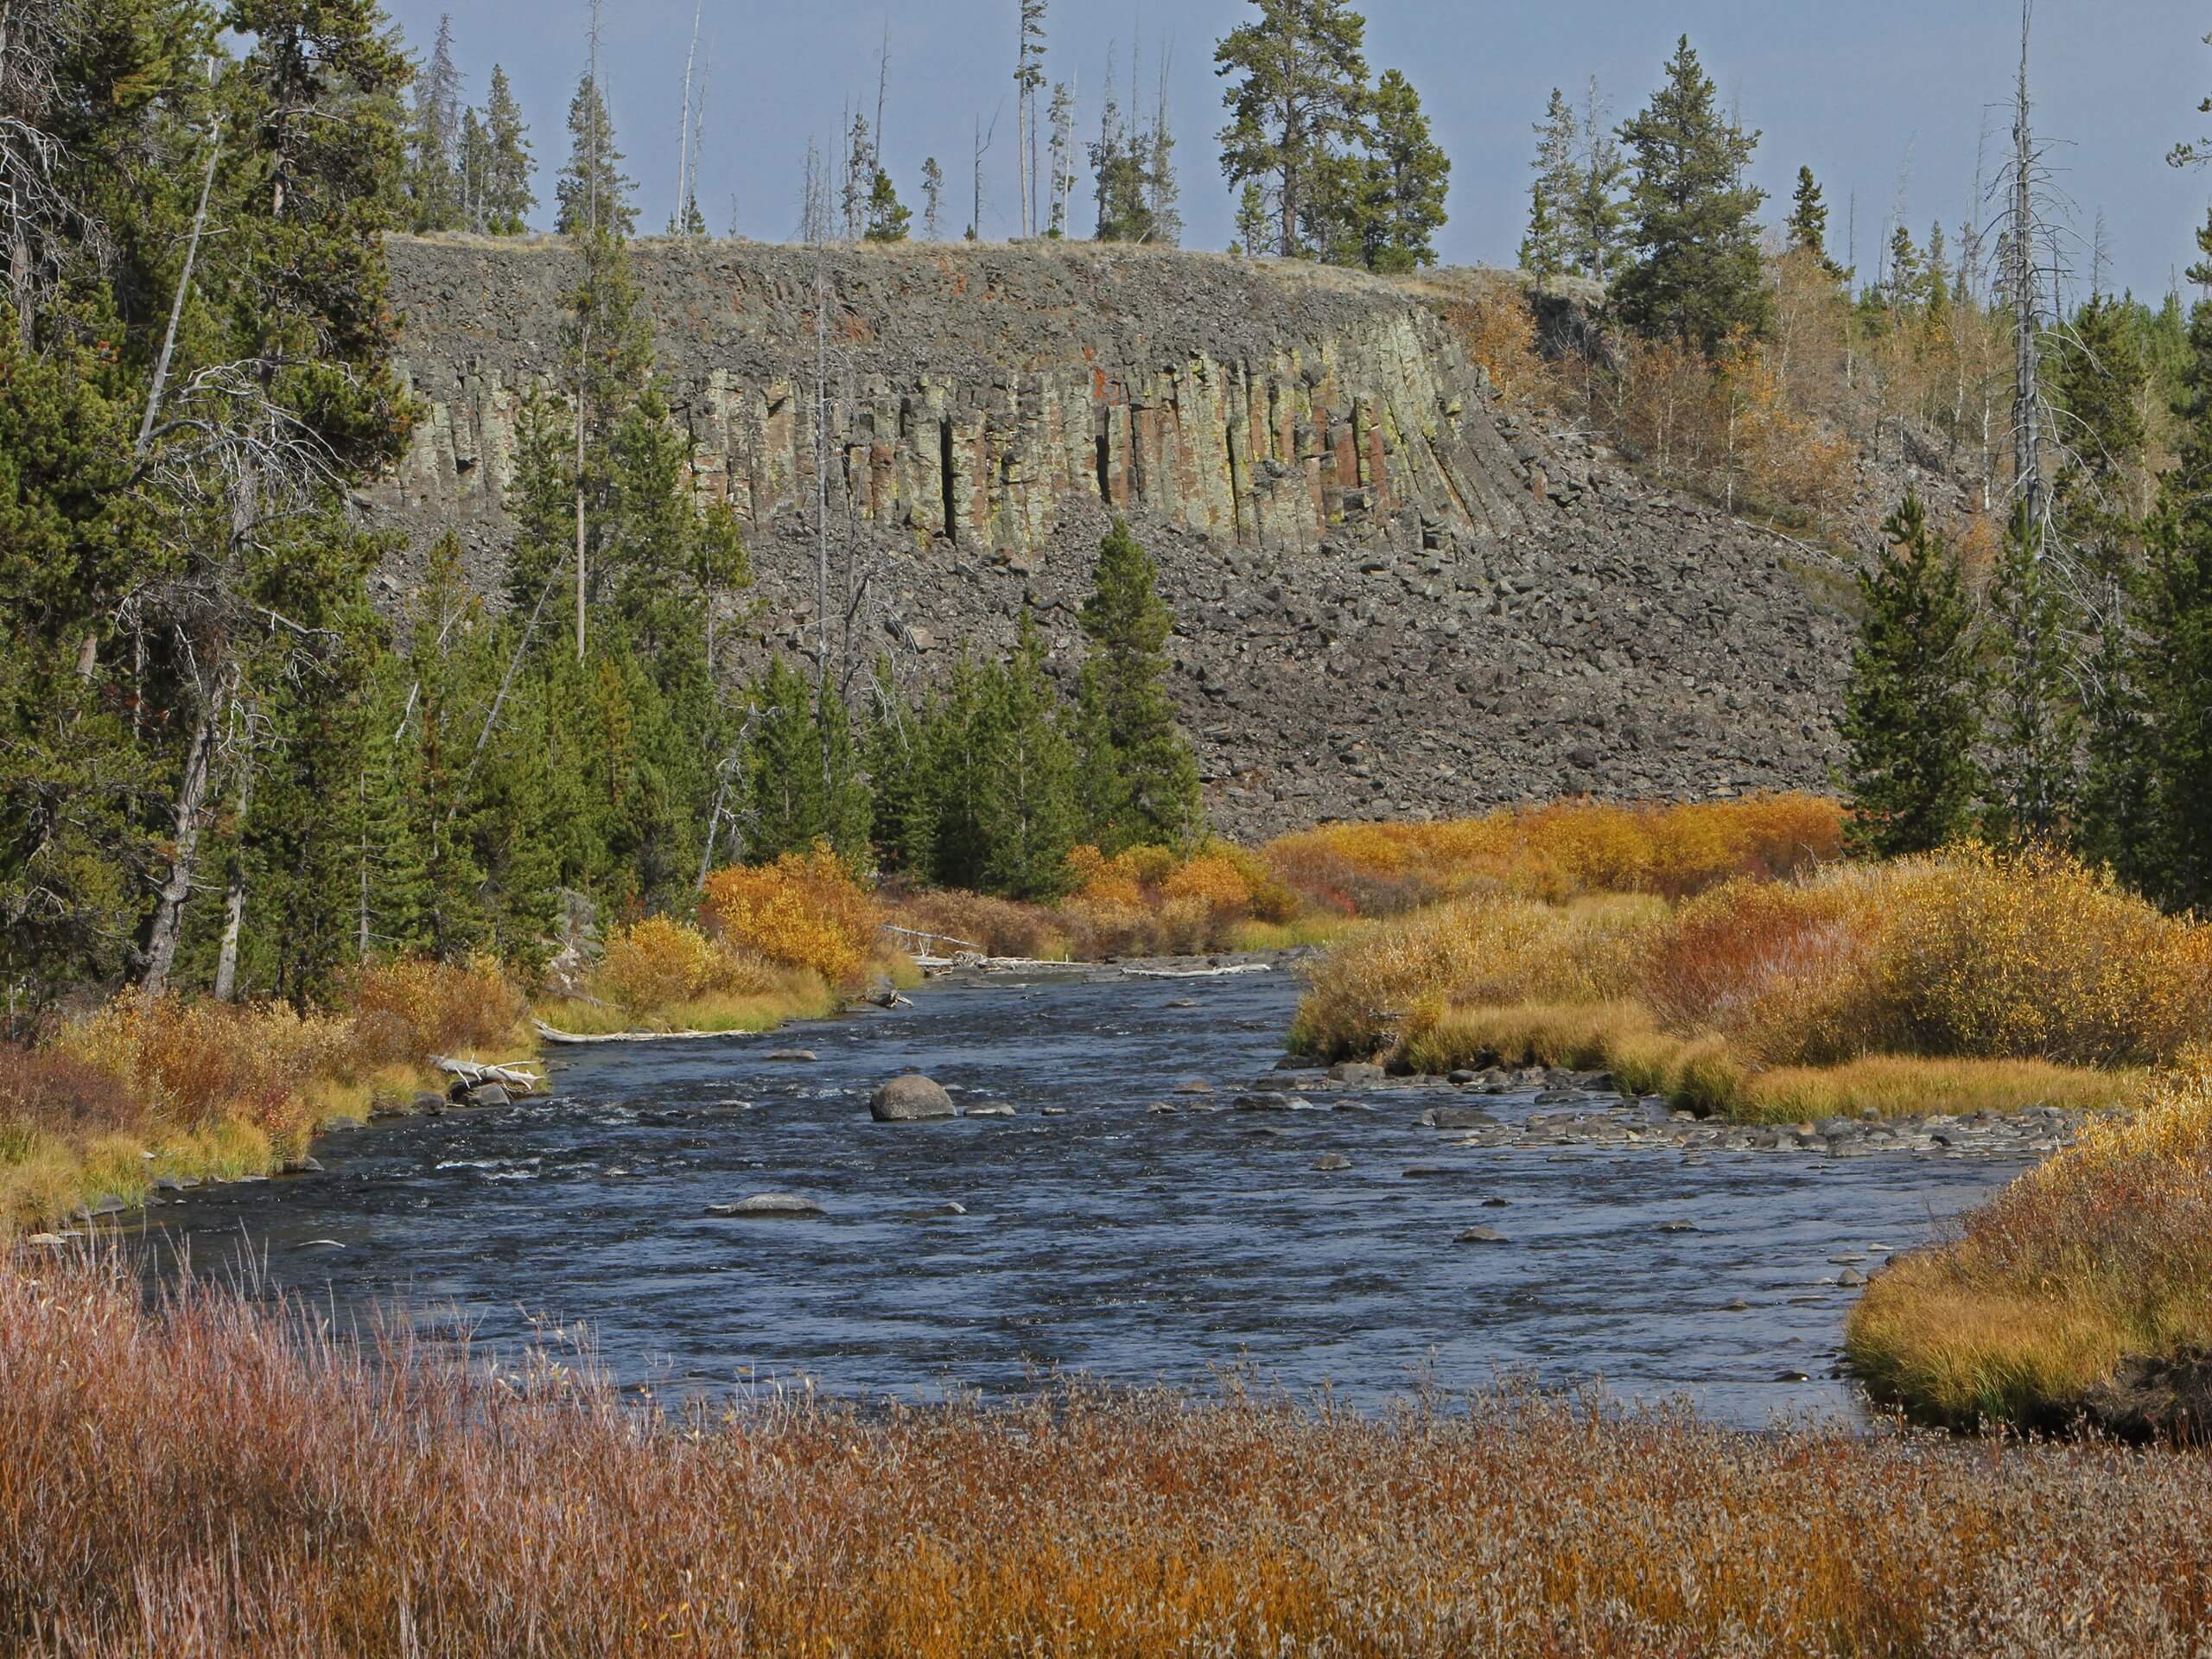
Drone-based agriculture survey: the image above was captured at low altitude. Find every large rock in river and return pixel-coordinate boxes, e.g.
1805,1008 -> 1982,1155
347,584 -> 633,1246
871,1074 -> 958,1122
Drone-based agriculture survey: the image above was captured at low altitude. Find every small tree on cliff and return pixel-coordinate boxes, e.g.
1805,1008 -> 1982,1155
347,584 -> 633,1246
556,69 -> 636,236
1215,0 -> 1370,260
1840,495 -> 1986,857
1077,520 -> 1203,852
1616,36 -> 1769,352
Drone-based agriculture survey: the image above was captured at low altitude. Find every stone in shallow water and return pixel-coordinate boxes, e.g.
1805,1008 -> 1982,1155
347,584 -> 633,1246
706,1193 -> 827,1219
1657,1219 -> 1700,1233
965,1103 -> 1016,1118
1455,1225 -> 1509,1244
870,1075 -> 957,1122
1312,1154 -> 1351,1172
766,1050 -> 818,1063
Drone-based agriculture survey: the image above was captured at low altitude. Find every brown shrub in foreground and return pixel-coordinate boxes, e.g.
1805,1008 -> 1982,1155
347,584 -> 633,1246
5,1247 -> 2212,1656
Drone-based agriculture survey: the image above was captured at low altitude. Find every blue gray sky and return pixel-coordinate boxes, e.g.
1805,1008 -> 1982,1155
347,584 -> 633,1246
382,0 -> 2212,302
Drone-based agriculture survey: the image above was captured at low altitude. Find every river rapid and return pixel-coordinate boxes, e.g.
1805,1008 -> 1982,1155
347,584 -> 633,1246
143,966 -> 2030,1427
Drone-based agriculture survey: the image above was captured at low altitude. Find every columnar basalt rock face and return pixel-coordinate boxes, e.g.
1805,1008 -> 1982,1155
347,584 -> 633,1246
371,236 -> 1855,836
374,237 -> 1531,562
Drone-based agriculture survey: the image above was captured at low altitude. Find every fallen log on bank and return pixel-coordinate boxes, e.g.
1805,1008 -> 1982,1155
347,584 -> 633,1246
1122,963 -> 1274,980
532,1020 -> 753,1047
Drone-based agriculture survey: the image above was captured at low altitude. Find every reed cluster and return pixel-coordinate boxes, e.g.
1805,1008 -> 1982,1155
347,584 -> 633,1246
5,1245 -> 2211,1656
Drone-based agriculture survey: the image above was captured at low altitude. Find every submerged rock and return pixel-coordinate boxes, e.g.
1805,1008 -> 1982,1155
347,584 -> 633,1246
870,1075 -> 957,1122
706,1193 -> 827,1218
1312,1154 -> 1352,1171
766,1050 -> 819,1063
1455,1225 -> 1510,1244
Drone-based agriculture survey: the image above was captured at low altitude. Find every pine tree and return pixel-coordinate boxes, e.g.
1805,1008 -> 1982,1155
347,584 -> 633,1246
1616,36 -> 1770,353
925,655 -> 996,889
457,106 -> 491,232
1567,78 -> 1626,281
483,64 -> 536,233
1985,507 -> 2080,844
1786,165 -> 1828,261
1524,87 -> 1578,276
1143,73 -> 1184,249
1046,82 -> 1074,236
1343,67 -> 1446,272
1235,180 -> 1273,255
1077,519 -> 1203,850
864,168 -> 911,242
1840,495 -> 1986,857
977,608 -> 1081,899
920,156 -> 944,240
866,663 -> 939,881
1215,0 -> 1370,260
1520,181 -> 1564,277
556,70 -> 636,237
407,13 -> 465,232
2138,208 -> 2212,910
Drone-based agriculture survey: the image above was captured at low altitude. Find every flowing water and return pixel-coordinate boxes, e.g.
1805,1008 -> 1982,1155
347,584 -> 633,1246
144,968 -> 2030,1427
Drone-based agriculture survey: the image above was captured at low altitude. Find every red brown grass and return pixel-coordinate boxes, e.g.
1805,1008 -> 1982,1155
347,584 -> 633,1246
5,1246 -> 2212,1656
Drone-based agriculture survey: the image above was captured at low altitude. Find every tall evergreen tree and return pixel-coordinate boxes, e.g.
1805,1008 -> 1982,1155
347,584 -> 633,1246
407,12 -> 464,231
1840,496 -> 1986,857
1567,77 -> 1626,281
1215,0 -> 1370,261
1985,507 -> 2080,844
1077,519 -> 1203,851
1523,87 -> 1578,276
1615,36 -> 1770,353
555,70 -> 635,237
977,609 -> 1081,899
482,64 -> 536,233
1786,165 -> 1828,261
1520,181 -> 1565,278
2138,207 -> 2212,910
1336,67 -> 1446,272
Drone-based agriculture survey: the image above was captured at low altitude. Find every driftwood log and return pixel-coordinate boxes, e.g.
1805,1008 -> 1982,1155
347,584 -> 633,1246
435,1056 -> 544,1093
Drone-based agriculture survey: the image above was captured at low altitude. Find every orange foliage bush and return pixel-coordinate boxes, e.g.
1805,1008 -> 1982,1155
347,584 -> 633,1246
1651,849 -> 2212,1071
0,1047 -> 143,1143
1266,795 -> 1844,918
701,845 -> 879,990
349,957 -> 529,1068
883,888 -> 1066,960
590,917 -> 761,1015
55,997 -> 351,1135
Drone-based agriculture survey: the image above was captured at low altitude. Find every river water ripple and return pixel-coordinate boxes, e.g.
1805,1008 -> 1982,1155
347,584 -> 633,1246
144,969 -> 2029,1427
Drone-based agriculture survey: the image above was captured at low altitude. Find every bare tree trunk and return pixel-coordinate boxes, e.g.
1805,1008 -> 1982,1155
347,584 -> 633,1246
2011,1 -> 2043,533
212,753 -> 252,1001
135,126 -> 220,460
142,699 -> 220,1004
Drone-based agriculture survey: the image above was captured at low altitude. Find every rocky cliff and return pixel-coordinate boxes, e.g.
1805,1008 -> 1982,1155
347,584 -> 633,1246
370,235 -> 1855,836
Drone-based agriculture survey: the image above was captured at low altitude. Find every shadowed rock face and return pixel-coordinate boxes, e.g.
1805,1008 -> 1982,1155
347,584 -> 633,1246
370,236 -> 1855,836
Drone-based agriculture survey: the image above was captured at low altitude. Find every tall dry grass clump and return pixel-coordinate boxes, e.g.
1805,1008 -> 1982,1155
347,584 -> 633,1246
1850,1062 -> 2212,1430
701,843 -> 880,990
1295,845 -> 2203,1122
5,1245 -> 2212,1656
1649,850 -> 2212,1070
1,958 -> 531,1232
1291,893 -> 1667,1060
1265,794 -> 1842,918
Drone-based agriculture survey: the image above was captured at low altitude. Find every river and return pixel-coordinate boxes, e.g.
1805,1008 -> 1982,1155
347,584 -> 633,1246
143,966 -> 2029,1427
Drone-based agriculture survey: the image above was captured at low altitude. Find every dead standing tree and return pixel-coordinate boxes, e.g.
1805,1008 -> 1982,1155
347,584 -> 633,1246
129,365 -> 352,1002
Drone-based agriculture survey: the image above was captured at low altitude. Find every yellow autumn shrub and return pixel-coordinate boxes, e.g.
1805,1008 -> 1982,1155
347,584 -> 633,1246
701,845 -> 880,990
